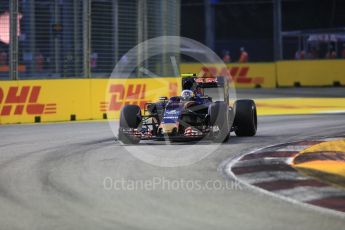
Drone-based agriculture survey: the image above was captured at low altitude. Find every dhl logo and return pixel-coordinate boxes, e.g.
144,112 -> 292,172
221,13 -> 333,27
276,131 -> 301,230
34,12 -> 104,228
101,82 -> 178,112
0,86 -> 56,116
201,66 -> 264,85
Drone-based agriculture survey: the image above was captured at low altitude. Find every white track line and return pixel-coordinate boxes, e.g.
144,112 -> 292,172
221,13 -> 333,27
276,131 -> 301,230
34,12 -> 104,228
276,186 -> 345,202
236,171 -> 309,184
233,157 -> 294,168
275,145 -> 312,152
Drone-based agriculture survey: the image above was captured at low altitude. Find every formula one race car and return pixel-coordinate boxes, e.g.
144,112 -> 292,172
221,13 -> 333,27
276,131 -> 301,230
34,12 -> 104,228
118,73 -> 257,144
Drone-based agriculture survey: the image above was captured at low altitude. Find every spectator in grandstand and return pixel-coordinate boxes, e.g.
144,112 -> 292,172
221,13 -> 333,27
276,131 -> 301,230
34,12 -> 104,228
63,52 -> 74,77
222,50 -> 231,63
35,51 -> 44,72
294,50 -> 299,59
325,48 -> 337,59
308,47 -> 319,59
341,44 -> 345,59
295,50 -> 305,60
324,44 -> 336,59
91,52 -> 98,69
0,50 -> 7,66
238,47 -> 248,63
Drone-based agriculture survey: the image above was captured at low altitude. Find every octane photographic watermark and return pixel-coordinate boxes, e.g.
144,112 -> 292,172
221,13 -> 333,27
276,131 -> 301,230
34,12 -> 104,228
107,36 -> 237,167
103,176 -> 243,192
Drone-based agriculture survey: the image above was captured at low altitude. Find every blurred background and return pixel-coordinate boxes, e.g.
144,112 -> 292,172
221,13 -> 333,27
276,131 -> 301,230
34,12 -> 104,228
183,0 -> 345,62
0,0 -> 345,79
0,0 -> 180,79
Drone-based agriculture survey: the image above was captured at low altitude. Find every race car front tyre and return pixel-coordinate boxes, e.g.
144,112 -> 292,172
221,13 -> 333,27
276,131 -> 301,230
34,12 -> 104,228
118,105 -> 142,144
234,99 -> 257,137
119,105 -> 142,128
208,101 -> 230,143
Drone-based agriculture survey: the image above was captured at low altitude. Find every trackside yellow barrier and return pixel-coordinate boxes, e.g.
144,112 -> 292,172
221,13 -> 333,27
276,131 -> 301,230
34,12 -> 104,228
0,79 -> 92,124
91,78 -> 180,120
1,60 -> 345,124
0,78 -> 180,124
181,60 -> 345,88
180,63 -> 276,88
255,98 -> 345,115
277,60 -> 345,87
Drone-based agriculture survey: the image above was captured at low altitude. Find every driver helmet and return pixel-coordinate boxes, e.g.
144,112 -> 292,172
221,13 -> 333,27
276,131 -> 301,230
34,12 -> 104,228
194,85 -> 204,97
181,90 -> 194,100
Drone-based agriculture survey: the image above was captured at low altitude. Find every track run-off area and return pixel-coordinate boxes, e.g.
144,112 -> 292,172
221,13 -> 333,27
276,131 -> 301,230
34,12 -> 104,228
0,88 -> 345,230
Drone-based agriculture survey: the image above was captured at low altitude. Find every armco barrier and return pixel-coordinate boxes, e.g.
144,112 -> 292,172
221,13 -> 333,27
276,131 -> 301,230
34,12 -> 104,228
0,78 -> 180,124
180,63 -> 276,88
276,60 -> 345,87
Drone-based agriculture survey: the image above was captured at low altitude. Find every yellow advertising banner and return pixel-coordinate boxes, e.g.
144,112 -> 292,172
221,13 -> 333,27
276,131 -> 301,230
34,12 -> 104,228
277,60 -> 345,86
91,77 -> 180,120
1,60 -> 345,124
0,78 -> 180,124
180,63 -> 276,88
0,79 -> 92,124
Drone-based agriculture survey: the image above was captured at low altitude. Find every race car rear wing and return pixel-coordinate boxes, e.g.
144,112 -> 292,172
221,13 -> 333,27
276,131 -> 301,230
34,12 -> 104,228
181,73 -> 229,103
181,73 -> 226,89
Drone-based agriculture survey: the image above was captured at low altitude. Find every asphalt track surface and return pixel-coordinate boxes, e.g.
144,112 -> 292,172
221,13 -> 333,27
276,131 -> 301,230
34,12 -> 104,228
1,90 -> 345,230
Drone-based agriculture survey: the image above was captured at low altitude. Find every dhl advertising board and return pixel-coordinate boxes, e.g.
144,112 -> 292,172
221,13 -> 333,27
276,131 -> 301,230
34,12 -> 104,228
1,60 -> 345,124
0,79 -> 92,124
180,63 -> 276,88
0,78 -> 180,124
91,78 -> 180,120
277,60 -> 345,87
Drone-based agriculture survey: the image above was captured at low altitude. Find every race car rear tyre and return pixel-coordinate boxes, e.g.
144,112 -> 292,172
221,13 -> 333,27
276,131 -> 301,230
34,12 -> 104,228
208,101 -> 230,143
234,100 -> 257,137
118,105 -> 142,144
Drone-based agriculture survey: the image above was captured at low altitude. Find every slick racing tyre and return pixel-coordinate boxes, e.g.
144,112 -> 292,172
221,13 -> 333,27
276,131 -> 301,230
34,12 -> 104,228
234,99 -> 257,137
208,101 -> 230,143
118,105 -> 142,144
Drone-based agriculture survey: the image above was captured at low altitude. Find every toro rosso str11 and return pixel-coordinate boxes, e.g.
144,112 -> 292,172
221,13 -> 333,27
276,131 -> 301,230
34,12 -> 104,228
118,73 -> 257,144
